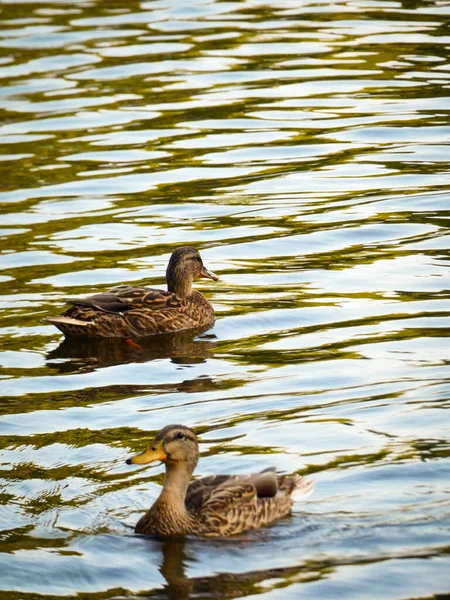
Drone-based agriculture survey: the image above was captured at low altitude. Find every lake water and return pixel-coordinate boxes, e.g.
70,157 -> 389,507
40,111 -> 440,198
0,0 -> 449,598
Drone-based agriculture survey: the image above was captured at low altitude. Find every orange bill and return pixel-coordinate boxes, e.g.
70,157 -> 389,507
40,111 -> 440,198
126,440 -> 167,465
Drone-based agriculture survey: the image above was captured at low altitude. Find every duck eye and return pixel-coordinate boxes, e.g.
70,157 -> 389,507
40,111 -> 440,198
176,432 -> 185,440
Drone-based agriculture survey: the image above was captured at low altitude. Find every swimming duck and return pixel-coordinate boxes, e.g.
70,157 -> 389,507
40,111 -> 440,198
126,424 -> 314,537
46,247 -> 218,338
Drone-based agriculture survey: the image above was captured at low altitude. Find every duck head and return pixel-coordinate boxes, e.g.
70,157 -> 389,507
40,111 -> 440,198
126,424 -> 200,470
166,247 -> 218,297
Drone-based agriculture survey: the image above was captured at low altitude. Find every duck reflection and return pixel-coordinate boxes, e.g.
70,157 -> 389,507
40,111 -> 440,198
159,539 -> 193,600
153,538 -> 309,600
46,329 -> 216,374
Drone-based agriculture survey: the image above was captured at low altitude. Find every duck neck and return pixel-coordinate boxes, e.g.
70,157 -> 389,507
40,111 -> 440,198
158,460 -> 195,512
166,266 -> 193,298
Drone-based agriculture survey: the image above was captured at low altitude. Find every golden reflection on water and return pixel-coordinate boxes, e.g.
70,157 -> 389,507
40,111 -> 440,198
0,0 -> 449,598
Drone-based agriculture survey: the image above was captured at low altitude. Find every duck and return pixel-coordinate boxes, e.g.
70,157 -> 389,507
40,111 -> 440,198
126,424 -> 314,537
46,247 -> 218,338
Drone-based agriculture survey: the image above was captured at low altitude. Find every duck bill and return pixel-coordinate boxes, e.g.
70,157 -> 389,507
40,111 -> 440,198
126,441 -> 167,465
200,267 -> 219,281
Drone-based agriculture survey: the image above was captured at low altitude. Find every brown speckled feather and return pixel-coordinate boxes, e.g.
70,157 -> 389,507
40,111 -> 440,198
186,472 -> 301,537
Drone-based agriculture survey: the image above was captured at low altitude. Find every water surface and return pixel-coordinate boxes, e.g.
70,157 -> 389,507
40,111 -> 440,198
0,0 -> 449,598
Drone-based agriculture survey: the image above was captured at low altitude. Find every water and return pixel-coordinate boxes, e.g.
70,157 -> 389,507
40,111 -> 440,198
0,0 -> 449,598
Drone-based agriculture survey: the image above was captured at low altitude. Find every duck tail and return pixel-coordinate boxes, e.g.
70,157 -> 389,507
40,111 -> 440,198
45,316 -> 93,337
290,475 -> 315,501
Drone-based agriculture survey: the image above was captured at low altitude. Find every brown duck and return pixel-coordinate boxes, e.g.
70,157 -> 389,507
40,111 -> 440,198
126,424 -> 314,537
46,247 -> 218,338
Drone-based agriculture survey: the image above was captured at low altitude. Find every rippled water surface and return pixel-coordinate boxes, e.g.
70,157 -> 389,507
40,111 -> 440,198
1,0 -> 450,598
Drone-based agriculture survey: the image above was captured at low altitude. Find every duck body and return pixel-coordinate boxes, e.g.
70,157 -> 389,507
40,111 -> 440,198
47,285 -> 215,338
46,247 -> 218,338
127,425 -> 314,538
136,470 -> 307,538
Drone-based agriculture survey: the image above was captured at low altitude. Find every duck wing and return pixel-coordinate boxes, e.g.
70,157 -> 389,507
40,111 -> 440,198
197,479 -> 263,536
65,285 -> 185,315
186,474 -> 236,510
65,293 -> 132,314
186,468 -> 278,509
186,469 -> 311,536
